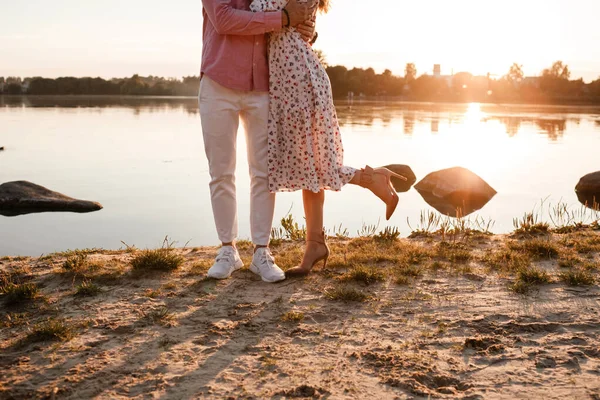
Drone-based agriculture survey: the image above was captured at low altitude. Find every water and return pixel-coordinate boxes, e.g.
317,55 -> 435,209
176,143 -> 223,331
1,96 -> 600,256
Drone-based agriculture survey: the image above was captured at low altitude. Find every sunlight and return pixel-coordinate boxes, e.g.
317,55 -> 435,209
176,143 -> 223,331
464,103 -> 483,123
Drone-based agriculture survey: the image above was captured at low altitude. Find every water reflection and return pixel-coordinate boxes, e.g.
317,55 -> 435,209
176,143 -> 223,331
0,95 -> 201,115
3,96 -> 599,143
576,192 -> 600,211
535,119 -> 566,140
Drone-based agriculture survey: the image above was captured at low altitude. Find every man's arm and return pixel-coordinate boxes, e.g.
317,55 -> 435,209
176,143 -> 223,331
202,0 -> 281,35
202,0 -> 318,36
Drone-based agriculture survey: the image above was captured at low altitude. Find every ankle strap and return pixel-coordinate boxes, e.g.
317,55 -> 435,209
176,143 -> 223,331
306,229 -> 326,244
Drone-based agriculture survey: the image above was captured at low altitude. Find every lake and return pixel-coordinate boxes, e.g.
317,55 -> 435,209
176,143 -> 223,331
1,96 -> 600,256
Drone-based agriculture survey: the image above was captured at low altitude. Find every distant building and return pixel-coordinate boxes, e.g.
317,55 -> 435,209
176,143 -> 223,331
433,64 -> 453,86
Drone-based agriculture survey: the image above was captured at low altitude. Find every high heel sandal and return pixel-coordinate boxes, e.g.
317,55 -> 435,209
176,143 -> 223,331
285,230 -> 330,277
358,165 -> 407,220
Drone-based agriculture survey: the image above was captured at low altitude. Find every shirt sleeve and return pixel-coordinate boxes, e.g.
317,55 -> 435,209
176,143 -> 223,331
202,0 -> 282,36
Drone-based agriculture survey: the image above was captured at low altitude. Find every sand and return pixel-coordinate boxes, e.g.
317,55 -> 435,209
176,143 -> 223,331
1,232 -> 599,399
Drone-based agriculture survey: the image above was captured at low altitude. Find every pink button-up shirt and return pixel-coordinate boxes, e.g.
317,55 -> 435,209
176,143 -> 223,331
201,0 -> 282,92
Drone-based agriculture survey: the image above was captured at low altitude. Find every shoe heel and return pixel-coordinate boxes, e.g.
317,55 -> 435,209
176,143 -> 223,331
322,254 -> 329,269
389,171 -> 408,181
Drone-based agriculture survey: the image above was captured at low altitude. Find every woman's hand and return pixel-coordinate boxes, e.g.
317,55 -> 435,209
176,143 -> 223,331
296,19 -> 316,43
283,0 -> 318,27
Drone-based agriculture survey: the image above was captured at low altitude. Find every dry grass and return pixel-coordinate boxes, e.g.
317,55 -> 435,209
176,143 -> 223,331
483,249 -> 531,272
324,286 -> 370,302
507,239 -> 560,259
74,280 -> 102,297
24,318 -> 78,344
340,264 -> 386,285
559,269 -> 596,286
1,282 -> 41,306
281,311 -> 305,323
131,248 -> 184,272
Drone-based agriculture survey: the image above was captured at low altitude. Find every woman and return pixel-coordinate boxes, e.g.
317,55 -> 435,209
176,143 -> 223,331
250,0 -> 406,276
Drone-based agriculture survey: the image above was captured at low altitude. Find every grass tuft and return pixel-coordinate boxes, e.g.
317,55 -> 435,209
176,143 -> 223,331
1,282 -> 40,306
63,254 -> 88,272
509,280 -> 532,294
324,286 -> 369,302
340,264 -> 386,285
513,212 -> 550,236
516,267 -> 552,285
74,280 -> 102,297
25,318 -> 77,343
374,227 -> 401,242
508,239 -> 559,259
281,311 -> 305,323
484,249 -> 531,272
131,248 -> 184,272
393,263 -> 423,285
559,269 -> 596,286
142,306 -> 176,326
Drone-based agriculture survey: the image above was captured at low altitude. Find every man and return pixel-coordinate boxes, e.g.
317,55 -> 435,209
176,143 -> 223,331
199,0 -> 318,282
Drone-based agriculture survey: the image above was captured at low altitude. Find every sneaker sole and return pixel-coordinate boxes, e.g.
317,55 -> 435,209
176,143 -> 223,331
207,259 -> 244,280
249,263 -> 285,283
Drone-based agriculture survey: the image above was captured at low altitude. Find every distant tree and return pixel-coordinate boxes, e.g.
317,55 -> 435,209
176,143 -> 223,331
6,83 -> 22,95
404,63 -> 417,82
325,65 -> 349,98
506,63 -> 524,84
543,61 -> 570,80
313,49 -> 328,67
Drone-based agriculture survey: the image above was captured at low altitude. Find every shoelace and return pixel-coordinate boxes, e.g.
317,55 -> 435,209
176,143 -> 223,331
216,248 -> 234,263
257,249 -> 275,268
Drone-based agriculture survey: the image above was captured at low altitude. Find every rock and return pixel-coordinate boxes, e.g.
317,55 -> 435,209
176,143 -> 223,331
382,164 -> 417,192
414,167 -> 497,217
0,146 -> 4,151
575,171 -> 600,210
0,181 -> 103,217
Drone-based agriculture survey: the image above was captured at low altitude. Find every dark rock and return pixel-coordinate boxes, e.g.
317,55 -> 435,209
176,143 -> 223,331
575,171 -> 600,210
414,167 -> 497,217
382,164 -> 417,192
0,181 -> 103,217
0,146 -> 4,151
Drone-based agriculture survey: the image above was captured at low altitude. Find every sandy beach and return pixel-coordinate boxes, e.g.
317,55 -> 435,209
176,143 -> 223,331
1,227 -> 599,399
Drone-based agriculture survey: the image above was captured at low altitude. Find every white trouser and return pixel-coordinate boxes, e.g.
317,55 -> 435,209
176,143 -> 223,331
199,76 -> 275,246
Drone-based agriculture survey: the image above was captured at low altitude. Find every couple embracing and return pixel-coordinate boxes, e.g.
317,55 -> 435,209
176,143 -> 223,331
199,0 -> 406,282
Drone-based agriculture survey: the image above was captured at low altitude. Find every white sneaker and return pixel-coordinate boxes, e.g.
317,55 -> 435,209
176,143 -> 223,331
250,247 -> 285,283
207,246 -> 243,280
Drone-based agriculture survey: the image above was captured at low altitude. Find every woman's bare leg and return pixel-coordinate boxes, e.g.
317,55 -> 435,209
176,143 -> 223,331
286,189 -> 329,275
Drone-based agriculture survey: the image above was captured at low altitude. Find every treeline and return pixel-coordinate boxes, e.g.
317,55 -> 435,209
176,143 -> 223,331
2,61 -> 600,104
0,75 -> 200,96
327,61 -> 600,104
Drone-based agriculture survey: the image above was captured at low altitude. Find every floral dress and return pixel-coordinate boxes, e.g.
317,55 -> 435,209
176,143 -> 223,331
250,0 -> 356,193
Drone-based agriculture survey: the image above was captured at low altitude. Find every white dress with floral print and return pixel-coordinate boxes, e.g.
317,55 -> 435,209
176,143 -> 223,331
250,0 -> 356,193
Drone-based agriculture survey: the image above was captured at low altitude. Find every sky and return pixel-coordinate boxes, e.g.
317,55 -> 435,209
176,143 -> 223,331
2,0 -> 600,82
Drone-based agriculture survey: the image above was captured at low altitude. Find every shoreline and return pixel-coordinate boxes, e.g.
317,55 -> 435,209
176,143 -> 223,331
4,94 -> 600,108
1,228 -> 599,398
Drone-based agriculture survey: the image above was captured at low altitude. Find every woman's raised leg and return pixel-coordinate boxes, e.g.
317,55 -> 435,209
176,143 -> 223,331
350,166 -> 406,220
